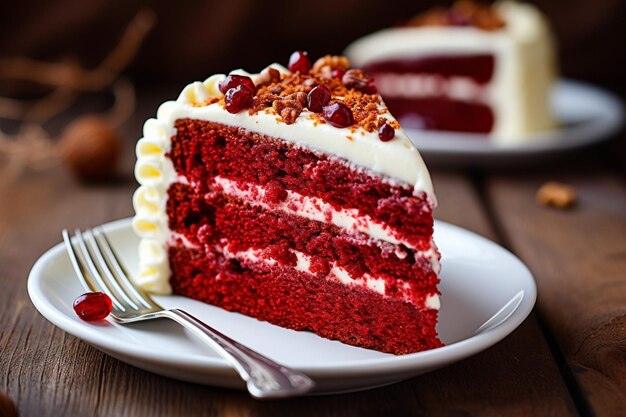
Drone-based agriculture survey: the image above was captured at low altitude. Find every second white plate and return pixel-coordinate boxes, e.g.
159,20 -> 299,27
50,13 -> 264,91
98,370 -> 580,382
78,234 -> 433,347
28,218 -> 536,394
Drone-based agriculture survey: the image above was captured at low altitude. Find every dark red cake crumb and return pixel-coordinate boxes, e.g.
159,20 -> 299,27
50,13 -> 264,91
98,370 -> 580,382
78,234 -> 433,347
263,180 -> 288,204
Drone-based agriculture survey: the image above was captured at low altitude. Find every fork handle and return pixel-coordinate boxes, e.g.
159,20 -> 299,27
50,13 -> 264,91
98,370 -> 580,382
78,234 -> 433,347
162,308 -> 314,399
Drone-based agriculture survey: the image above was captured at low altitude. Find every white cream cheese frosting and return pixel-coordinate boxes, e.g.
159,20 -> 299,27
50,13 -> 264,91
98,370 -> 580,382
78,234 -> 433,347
133,63 -> 437,296
344,1 -> 556,144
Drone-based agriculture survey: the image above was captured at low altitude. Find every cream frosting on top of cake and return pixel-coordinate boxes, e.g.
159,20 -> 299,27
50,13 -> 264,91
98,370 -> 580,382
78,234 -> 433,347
132,58 -> 438,295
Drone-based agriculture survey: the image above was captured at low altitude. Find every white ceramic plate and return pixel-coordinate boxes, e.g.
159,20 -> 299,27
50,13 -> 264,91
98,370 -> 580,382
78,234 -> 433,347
28,218 -> 536,394
405,79 -> 624,166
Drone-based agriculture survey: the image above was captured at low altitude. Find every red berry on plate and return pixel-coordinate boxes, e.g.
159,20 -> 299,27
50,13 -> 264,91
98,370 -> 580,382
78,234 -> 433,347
225,85 -> 253,113
322,103 -> 354,128
73,292 -> 112,321
378,123 -> 395,141
307,85 -> 331,113
288,51 -> 311,73
219,74 -> 256,95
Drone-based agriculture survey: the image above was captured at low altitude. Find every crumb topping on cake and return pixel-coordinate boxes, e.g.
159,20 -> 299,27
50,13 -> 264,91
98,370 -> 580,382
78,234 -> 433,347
199,53 -> 399,138
407,0 -> 506,31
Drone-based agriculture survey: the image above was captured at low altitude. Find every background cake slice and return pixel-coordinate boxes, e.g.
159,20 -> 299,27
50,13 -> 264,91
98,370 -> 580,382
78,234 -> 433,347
344,1 -> 557,144
132,52 -> 442,354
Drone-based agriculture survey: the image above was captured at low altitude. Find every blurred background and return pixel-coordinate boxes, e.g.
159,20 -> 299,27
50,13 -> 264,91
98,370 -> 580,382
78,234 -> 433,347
0,0 -> 624,178
1,0 -> 625,92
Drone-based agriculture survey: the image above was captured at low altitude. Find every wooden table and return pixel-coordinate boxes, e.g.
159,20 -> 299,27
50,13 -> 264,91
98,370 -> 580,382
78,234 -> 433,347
1,90 -> 624,417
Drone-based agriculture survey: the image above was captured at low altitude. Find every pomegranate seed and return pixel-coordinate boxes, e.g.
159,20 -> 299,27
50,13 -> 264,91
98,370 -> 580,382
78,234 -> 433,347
288,51 -> 311,73
378,123 -> 395,141
307,85 -> 331,113
73,292 -> 112,321
225,85 -> 253,113
322,103 -> 354,128
332,68 -> 346,79
219,74 -> 256,95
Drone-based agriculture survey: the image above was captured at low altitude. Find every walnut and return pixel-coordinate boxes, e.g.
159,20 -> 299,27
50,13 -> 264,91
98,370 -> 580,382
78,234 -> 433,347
536,182 -> 577,209
291,92 -> 307,108
281,108 -> 300,124
0,391 -> 18,417
272,93 -> 305,125
269,86 -> 283,95
312,55 -> 350,72
57,116 -> 122,181
318,65 -> 334,80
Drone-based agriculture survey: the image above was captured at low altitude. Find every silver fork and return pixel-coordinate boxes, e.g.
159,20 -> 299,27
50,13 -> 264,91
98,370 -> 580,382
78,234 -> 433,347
62,227 -> 314,399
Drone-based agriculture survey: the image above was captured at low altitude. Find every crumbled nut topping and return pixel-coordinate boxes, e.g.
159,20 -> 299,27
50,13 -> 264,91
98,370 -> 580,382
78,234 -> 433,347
210,54 -> 397,134
312,55 -> 351,80
312,55 -> 350,72
271,92 -> 307,125
536,182 -> 577,209
408,0 -> 505,31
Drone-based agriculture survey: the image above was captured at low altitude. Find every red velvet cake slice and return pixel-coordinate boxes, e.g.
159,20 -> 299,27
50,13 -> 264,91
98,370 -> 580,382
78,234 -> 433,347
132,53 -> 442,354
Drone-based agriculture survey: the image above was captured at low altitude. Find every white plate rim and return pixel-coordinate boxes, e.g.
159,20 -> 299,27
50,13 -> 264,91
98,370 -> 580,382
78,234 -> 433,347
28,217 -> 537,380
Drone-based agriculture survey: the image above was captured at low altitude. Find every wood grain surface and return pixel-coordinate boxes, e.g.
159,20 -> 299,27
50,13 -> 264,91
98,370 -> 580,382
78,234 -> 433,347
485,162 -> 626,417
0,94 -> 622,416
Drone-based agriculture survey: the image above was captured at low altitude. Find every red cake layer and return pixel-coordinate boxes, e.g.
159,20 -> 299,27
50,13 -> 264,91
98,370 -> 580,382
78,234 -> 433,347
169,244 -> 442,354
383,97 -> 494,133
168,119 -> 434,249
167,182 -> 439,306
362,54 -> 495,84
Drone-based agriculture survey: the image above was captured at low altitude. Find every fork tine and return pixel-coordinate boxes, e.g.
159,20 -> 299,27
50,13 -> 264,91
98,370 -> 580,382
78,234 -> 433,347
91,228 -> 157,310
71,229 -> 126,312
63,229 -> 98,294
83,229 -> 142,311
